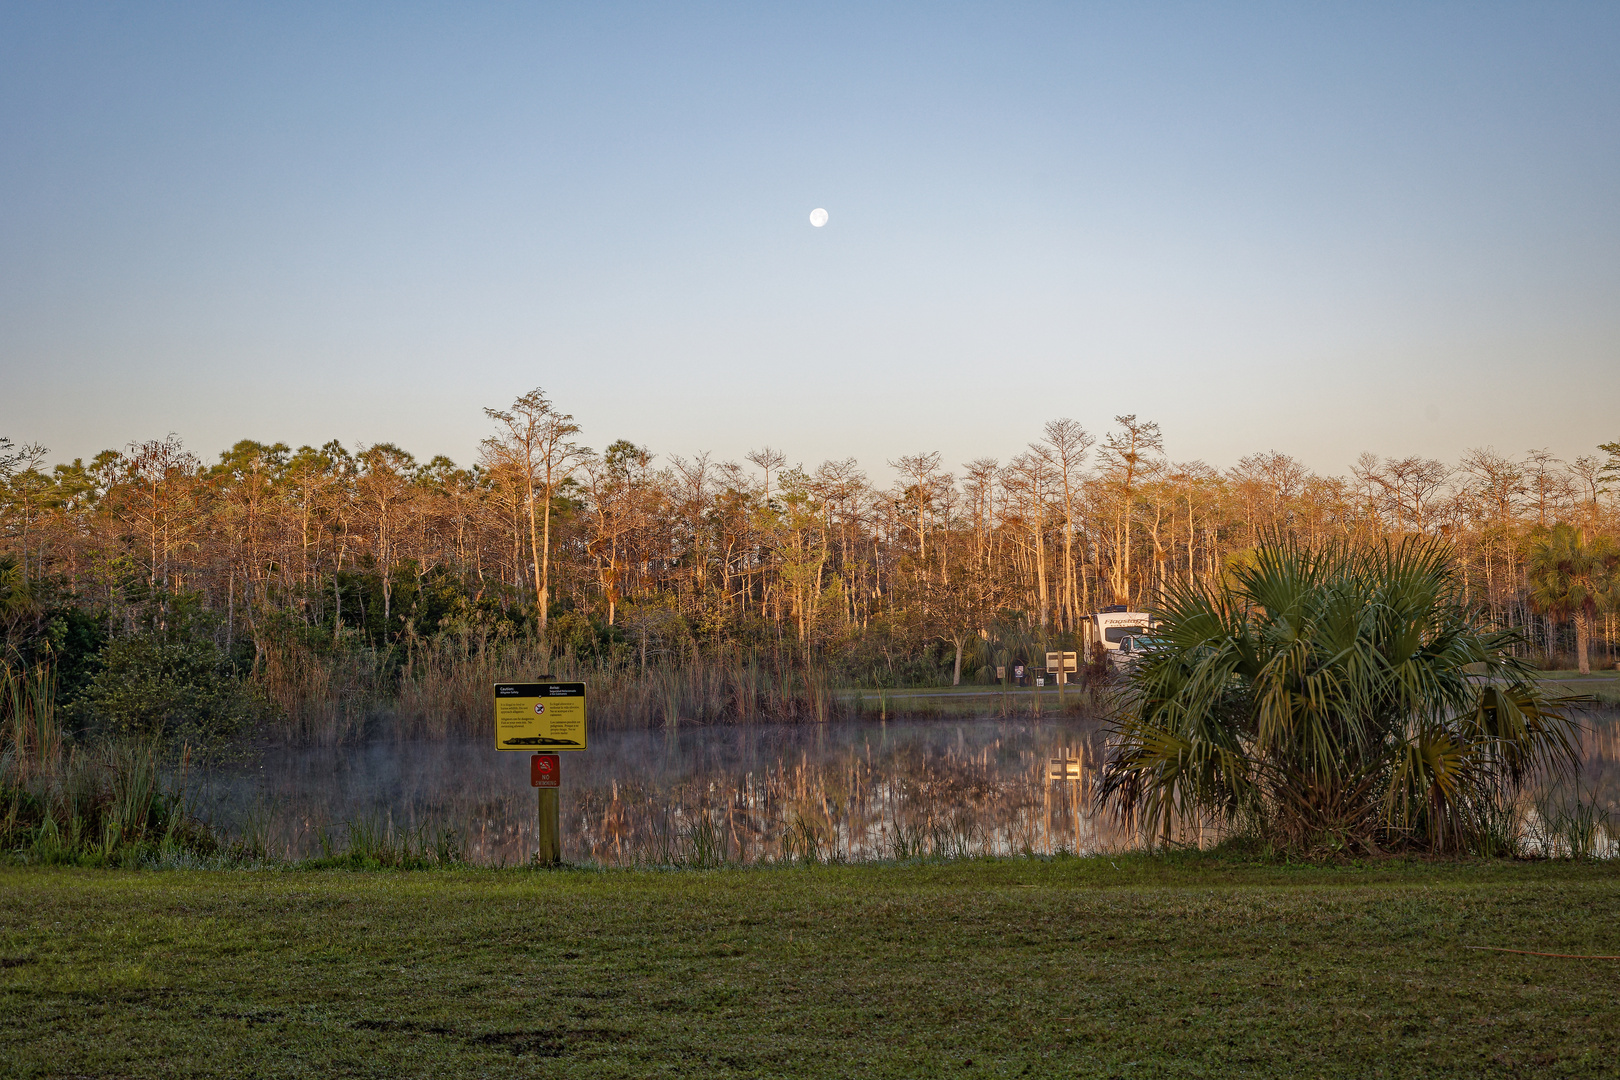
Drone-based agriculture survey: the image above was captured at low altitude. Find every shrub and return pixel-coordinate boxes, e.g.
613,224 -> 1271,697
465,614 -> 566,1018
71,634 -> 268,753
1098,537 -> 1586,855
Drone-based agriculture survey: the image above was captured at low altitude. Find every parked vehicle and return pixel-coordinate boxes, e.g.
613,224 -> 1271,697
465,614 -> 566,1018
1079,605 -> 1157,669
1110,633 -> 1163,668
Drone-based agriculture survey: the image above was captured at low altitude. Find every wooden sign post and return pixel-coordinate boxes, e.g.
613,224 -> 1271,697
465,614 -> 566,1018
531,754 -> 561,865
1045,651 -> 1079,708
495,682 -> 586,866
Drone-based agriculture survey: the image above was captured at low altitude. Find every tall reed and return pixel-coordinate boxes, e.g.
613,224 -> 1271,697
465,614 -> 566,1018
260,636 -> 856,745
1,661 -> 61,782
1531,788 -> 1617,859
260,644 -> 388,746
1,661 -> 220,864
1,737 -> 212,865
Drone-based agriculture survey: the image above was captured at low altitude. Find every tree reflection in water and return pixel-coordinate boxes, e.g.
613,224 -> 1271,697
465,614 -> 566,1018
197,710 -> 1619,864
200,720 -> 1126,865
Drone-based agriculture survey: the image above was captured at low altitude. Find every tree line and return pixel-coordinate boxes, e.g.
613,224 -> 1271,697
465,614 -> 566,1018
3,389 -> 1618,688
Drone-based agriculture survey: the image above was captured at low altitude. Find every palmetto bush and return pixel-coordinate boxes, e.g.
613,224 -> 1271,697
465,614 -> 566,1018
1098,538 -> 1583,855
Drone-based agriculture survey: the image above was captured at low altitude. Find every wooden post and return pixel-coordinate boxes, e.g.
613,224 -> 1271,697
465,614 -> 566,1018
532,752 -> 561,866
537,788 -> 560,866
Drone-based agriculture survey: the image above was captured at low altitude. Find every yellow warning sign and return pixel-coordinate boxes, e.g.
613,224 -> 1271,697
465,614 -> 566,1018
494,682 -> 586,751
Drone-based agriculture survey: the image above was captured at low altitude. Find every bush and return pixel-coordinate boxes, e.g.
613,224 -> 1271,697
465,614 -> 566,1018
1099,536 -> 1587,856
70,634 -> 268,753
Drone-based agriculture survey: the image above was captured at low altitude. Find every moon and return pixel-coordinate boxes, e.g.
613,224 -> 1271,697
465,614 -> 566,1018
809,207 -> 829,227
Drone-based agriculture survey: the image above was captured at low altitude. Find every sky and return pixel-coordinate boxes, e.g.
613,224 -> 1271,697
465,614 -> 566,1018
2,3 -> 1618,483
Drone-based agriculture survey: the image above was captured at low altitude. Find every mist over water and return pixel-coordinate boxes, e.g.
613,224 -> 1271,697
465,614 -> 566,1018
197,719 -> 1125,865
195,710 -> 1620,865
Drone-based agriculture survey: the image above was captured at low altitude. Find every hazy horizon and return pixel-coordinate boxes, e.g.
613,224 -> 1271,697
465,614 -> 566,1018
4,4 -> 1617,478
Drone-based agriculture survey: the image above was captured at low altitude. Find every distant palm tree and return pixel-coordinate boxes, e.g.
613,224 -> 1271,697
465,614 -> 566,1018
1526,524 -> 1618,675
1098,537 -> 1582,855
0,553 -> 28,617
0,554 -> 33,667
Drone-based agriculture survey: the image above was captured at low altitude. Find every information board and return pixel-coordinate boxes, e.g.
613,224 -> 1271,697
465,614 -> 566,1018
494,682 -> 587,751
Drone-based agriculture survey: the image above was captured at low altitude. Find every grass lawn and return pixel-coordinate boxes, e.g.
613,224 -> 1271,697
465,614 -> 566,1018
845,683 -> 1105,719
1537,671 -> 1620,705
846,671 -> 1620,714
4,859 -> 1620,1078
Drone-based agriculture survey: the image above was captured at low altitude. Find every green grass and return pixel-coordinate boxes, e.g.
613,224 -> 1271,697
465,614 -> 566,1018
1535,670 -> 1620,707
1537,670 -> 1620,683
844,671 -> 1620,716
4,858 -> 1620,1077
847,682 -> 1104,720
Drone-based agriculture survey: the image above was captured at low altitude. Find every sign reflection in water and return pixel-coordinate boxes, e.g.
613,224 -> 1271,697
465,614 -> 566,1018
199,720 -> 1129,865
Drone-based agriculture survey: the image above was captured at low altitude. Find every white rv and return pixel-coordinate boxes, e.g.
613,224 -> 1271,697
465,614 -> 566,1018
1081,606 -> 1157,667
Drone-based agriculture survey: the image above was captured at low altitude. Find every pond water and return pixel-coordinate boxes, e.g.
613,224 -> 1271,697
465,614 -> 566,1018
195,709 -> 1620,866
195,719 -> 1125,865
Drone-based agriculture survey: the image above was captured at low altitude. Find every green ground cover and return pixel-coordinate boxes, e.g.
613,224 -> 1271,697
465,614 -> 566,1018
846,684 -> 1106,720
847,670 -> 1620,716
3,858 -> 1619,1078
1537,671 -> 1620,705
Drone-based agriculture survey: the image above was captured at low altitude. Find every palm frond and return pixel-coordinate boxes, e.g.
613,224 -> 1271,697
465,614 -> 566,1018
1098,534 -> 1582,855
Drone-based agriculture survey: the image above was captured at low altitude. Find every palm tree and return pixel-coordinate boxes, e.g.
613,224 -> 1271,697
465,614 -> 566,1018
0,554 -> 26,618
1098,537 -> 1583,855
0,553 -> 31,655
1526,524 -> 1618,675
